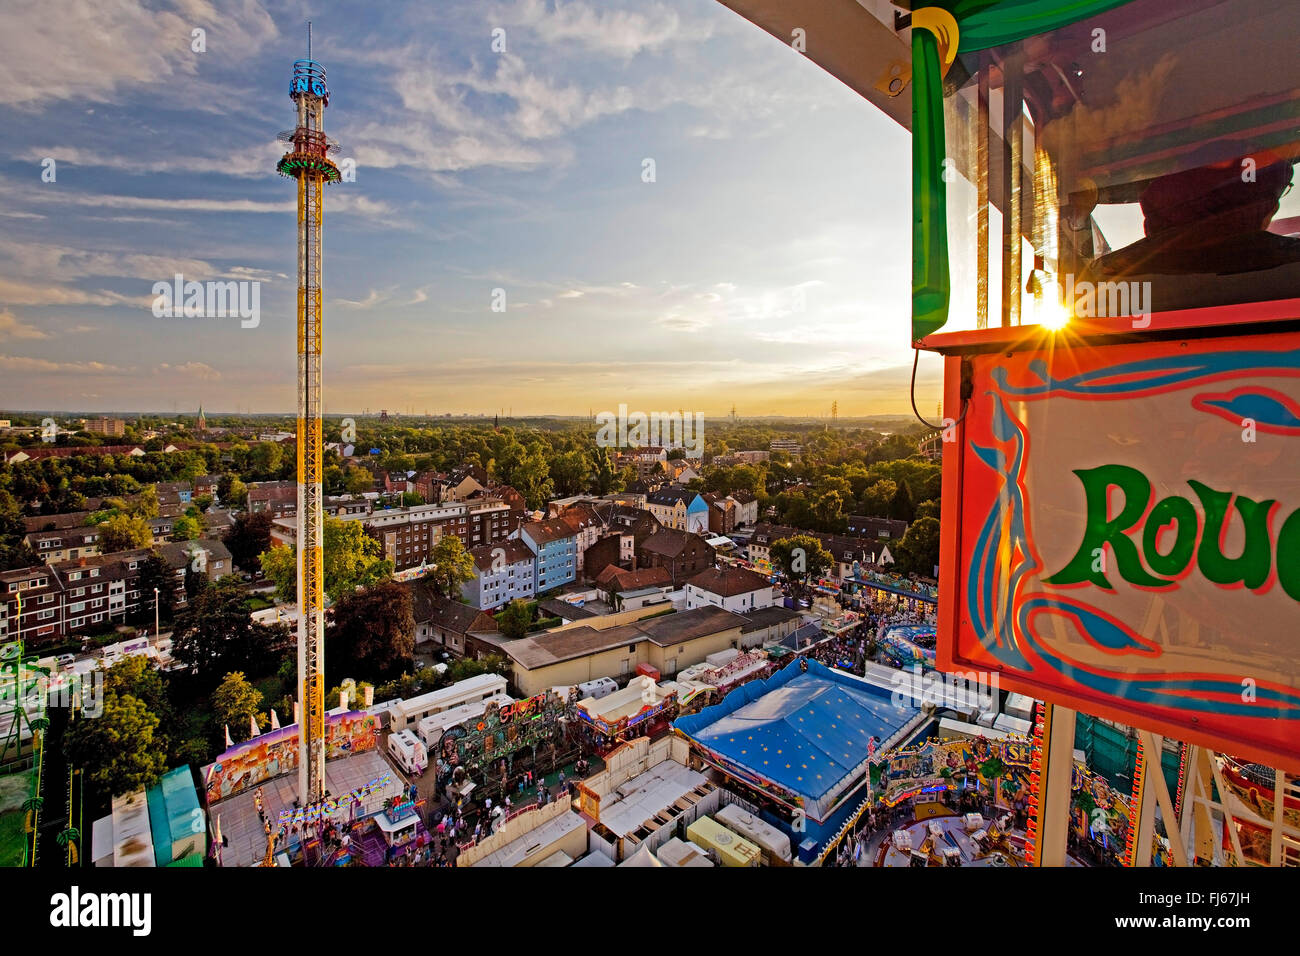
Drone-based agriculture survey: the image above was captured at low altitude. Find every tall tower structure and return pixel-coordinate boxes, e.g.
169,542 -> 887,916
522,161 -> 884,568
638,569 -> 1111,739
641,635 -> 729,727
276,26 -> 340,805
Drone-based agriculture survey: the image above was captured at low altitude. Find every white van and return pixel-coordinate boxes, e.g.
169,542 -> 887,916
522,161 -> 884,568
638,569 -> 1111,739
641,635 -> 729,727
387,729 -> 428,776
578,677 -> 618,701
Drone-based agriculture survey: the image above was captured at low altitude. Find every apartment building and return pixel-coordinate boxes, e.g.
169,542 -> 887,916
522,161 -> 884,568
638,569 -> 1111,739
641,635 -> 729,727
23,526 -> 103,564
0,549 -> 157,648
461,539 -> 536,610
84,417 -> 126,437
518,518 -> 578,595
645,486 -> 710,535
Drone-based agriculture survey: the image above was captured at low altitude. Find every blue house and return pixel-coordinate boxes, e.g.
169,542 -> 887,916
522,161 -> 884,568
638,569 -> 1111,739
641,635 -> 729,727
519,518 -> 578,595
646,486 -> 710,535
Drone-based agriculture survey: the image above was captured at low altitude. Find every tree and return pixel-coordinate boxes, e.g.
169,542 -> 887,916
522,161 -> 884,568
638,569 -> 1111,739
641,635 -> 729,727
216,474 -> 247,510
860,479 -> 897,518
212,672 -> 267,745
132,555 -> 177,628
225,511 -> 274,572
326,581 -> 415,681
98,513 -> 153,552
591,447 -> 617,495
172,515 -> 201,541
102,655 -> 169,720
259,517 -> 392,603
259,544 -> 296,602
323,518 -> 391,601
897,516 -> 940,577
171,578 -> 288,682
250,442 -> 283,477
501,444 -> 554,509
890,479 -> 915,522
428,535 -> 475,601
769,534 -> 833,598
814,490 -> 844,528
64,693 -> 168,798
132,486 -> 160,519
193,494 -> 213,513
344,467 -> 374,494
915,498 -> 940,522
497,599 -> 532,640
550,450 -> 590,497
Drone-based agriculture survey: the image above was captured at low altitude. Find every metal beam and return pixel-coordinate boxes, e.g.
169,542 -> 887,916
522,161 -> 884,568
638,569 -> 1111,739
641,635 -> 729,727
714,0 -> 912,129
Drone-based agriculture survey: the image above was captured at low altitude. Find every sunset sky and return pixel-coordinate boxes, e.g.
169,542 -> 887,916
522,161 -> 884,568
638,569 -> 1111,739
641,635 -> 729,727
0,0 -> 938,418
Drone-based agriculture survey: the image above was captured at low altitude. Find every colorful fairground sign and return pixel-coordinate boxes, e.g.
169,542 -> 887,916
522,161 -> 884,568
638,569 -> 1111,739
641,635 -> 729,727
894,0 -> 1300,773
928,328 -> 1300,769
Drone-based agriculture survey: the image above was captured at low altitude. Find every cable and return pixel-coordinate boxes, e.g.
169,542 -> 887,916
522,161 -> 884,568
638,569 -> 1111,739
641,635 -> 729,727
909,348 -> 971,431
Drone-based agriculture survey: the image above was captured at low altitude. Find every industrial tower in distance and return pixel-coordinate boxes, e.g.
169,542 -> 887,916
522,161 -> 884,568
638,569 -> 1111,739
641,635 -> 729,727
276,28 -> 340,805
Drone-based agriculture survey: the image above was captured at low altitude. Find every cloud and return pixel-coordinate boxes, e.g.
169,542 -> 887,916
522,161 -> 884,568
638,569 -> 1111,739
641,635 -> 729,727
0,353 -> 125,373
502,0 -> 702,58
333,288 -> 395,309
154,361 -> 221,380
0,0 -> 277,108
0,309 -> 49,340
0,277 -> 142,307
19,142 -> 284,179
656,311 -> 711,333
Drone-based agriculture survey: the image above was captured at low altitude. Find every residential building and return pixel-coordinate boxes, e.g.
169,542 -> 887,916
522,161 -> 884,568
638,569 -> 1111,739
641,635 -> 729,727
685,566 -> 778,613
711,450 -> 769,467
324,494 -> 371,518
21,512 -> 93,535
594,565 -> 673,609
85,418 -> 126,437
554,503 -> 604,573
729,490 -> 759,527
246,480 -> 297,517
519,519 -> 578,595
645,486 -> 709,534
615,447 -> 669,481
576,505 -> 662,583
23,526 -> 102,565
846,515 -> 910,540
157,538 -> 234,587
769,439 -> 803,455
371,499 -> 519,572
702,493 -> 736,535
0,548 -> 163,648
270,497 -> 522,572
636,531 -> 716,587
462,539 -> 535,610
3,445 -> 147,465
747,523 -> 895,579
153,480 -> 193,505
404,581 -> 498,658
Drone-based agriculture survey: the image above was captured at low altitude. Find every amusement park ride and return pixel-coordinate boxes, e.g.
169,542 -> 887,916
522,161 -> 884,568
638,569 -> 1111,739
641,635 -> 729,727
276,23 -> 340,808
721,0 -> 1299,865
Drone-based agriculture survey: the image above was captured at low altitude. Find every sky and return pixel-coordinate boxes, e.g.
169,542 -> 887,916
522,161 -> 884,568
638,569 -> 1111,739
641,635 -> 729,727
0,0 -> 938,418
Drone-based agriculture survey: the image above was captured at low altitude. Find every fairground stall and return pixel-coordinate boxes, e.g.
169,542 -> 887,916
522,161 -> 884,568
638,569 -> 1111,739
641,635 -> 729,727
674,658 -> 926,863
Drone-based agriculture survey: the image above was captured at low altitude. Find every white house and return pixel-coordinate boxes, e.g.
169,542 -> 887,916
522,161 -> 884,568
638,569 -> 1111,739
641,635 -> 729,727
684,566 -> 778,613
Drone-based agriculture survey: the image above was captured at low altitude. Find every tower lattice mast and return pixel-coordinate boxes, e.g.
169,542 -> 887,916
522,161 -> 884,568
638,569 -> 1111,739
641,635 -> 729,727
276,23 -> 340,805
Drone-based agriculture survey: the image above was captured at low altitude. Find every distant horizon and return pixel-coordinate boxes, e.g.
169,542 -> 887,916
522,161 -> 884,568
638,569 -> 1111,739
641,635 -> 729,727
0,407 -> 927,424
0,0 -> 940,417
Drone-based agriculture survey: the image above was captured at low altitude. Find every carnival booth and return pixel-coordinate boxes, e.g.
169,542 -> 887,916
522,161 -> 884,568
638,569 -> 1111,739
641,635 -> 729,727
675,658 -> 923,861
575,676 -> 678,750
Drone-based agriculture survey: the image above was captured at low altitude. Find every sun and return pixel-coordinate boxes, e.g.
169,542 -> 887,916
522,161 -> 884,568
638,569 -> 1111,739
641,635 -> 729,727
1035,297 -> 1072,331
